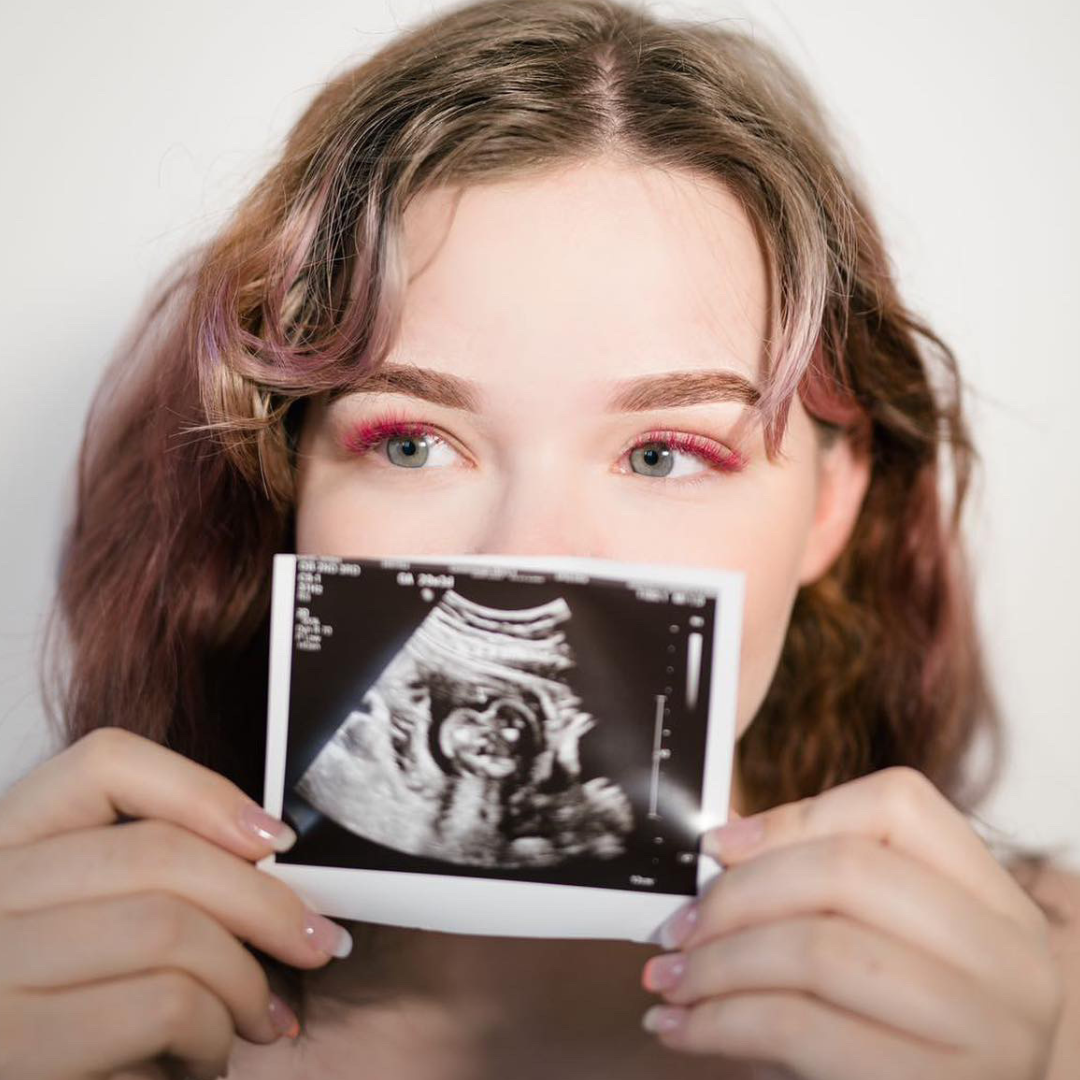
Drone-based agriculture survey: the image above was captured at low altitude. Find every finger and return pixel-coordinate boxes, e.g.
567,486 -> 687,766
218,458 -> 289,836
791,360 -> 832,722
17,969 -> 234,1080
0,818 -> 353,969
0,727 -> 295,860
702,766 -> 1044,934
644,989 -> 965,1080
676,835 -> 1050,1022
0,891 -> 284,1044
647,914 -> 995,1049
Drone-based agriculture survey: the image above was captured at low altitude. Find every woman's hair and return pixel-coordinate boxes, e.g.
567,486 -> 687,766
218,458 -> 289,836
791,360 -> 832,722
47,0 -> 1064,924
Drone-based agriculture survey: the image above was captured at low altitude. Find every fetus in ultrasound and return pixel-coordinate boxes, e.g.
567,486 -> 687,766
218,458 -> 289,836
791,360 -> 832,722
294,591 -> 634,867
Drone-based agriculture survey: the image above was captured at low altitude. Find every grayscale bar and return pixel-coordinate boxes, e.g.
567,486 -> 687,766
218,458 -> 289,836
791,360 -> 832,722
648,693 -> 665,818
686,632 -> 703,709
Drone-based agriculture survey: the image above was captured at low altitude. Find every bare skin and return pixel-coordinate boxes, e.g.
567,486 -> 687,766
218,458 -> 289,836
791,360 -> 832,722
230,926 -> 775,1080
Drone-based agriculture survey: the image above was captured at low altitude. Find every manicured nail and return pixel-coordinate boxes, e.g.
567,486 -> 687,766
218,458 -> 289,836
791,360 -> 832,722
658,901 -> 699,950
703,814 -> 764,862
642,1004 -> 688,1034
267,993 -> 300,1039
303,911 -> 353,958
642,952 -> 686,993
238,804 -> 297,853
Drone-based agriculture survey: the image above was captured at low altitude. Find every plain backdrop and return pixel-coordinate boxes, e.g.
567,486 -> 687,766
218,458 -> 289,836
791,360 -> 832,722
1,0 -> 1077,868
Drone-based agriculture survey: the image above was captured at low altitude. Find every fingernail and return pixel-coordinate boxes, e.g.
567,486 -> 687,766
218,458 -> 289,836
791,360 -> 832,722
267,993 -> 300,1039
303,911 -> 353,959
642,1004 -> 687,1034
238,805 -> 297,853
703,814 -> 764,862
658,901 -> 699,950
642,952 -> 686,993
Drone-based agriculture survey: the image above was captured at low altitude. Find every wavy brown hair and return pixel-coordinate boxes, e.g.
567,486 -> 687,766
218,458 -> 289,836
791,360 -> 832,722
47,0 -> 1064,964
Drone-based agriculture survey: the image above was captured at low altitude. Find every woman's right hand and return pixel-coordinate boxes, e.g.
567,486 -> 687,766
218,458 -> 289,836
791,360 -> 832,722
0,726 -> 354,1080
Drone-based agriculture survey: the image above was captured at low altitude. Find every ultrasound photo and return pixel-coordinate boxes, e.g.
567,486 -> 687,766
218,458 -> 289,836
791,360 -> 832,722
294,589 -> 635,868
262,554 -> 743,940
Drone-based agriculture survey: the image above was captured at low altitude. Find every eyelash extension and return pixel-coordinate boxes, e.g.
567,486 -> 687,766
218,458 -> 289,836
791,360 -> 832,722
341,414 -> 449,456
626,429 -> 747,476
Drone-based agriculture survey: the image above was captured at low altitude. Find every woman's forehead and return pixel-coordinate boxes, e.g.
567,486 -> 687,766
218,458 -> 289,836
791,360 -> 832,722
394,158 -> 771,390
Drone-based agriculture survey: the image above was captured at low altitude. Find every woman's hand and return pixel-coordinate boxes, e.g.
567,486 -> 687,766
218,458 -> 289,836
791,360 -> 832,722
0,727 -> 353,1080
640,766 -> 1065,1080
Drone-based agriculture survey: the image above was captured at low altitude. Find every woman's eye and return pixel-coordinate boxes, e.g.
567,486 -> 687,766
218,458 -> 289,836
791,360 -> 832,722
383,433 -> 458,469
341,419 -> 464,469
628,440 -> 708,479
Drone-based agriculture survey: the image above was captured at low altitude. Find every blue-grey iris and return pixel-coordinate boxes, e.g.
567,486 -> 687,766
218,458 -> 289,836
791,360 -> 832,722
630,442 -> 673,477
387,435 -> 429,467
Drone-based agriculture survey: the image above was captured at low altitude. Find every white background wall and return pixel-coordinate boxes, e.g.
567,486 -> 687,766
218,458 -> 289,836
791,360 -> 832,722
1,0 -> 1076,868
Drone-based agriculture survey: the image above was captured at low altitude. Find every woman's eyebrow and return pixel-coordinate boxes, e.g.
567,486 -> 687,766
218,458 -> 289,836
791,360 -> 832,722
333,364 -> 759,413
607,370 -> 761,412
337,364 -> 482,410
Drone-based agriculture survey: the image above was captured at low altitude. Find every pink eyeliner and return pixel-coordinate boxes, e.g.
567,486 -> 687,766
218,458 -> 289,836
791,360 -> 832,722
633,429 -> 746,473
341,416 -> 436,455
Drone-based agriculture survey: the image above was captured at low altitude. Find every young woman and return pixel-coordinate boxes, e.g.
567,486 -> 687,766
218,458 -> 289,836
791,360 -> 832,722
0,0 -> 1075,1077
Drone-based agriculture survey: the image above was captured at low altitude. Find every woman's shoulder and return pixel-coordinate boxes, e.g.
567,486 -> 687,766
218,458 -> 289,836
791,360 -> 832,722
1018,861 -> 1079,1079
1023,859 -> 1080,911
1007,857 -> 1078,952
1014,859 -> 1079,930
1036,863 -> 1080,908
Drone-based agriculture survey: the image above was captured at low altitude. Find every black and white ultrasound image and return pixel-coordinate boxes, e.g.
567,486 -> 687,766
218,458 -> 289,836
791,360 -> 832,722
279,560 -> 717,895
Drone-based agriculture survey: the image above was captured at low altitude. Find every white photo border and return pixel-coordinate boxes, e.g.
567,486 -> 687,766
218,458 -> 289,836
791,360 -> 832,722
259,553 -> 743,944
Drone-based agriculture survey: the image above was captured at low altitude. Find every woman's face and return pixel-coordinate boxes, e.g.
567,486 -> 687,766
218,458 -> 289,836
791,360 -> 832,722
295,158 -> 869,751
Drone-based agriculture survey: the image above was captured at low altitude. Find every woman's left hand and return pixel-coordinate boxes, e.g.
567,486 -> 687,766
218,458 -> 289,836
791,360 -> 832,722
641,766 -> 1065,1080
